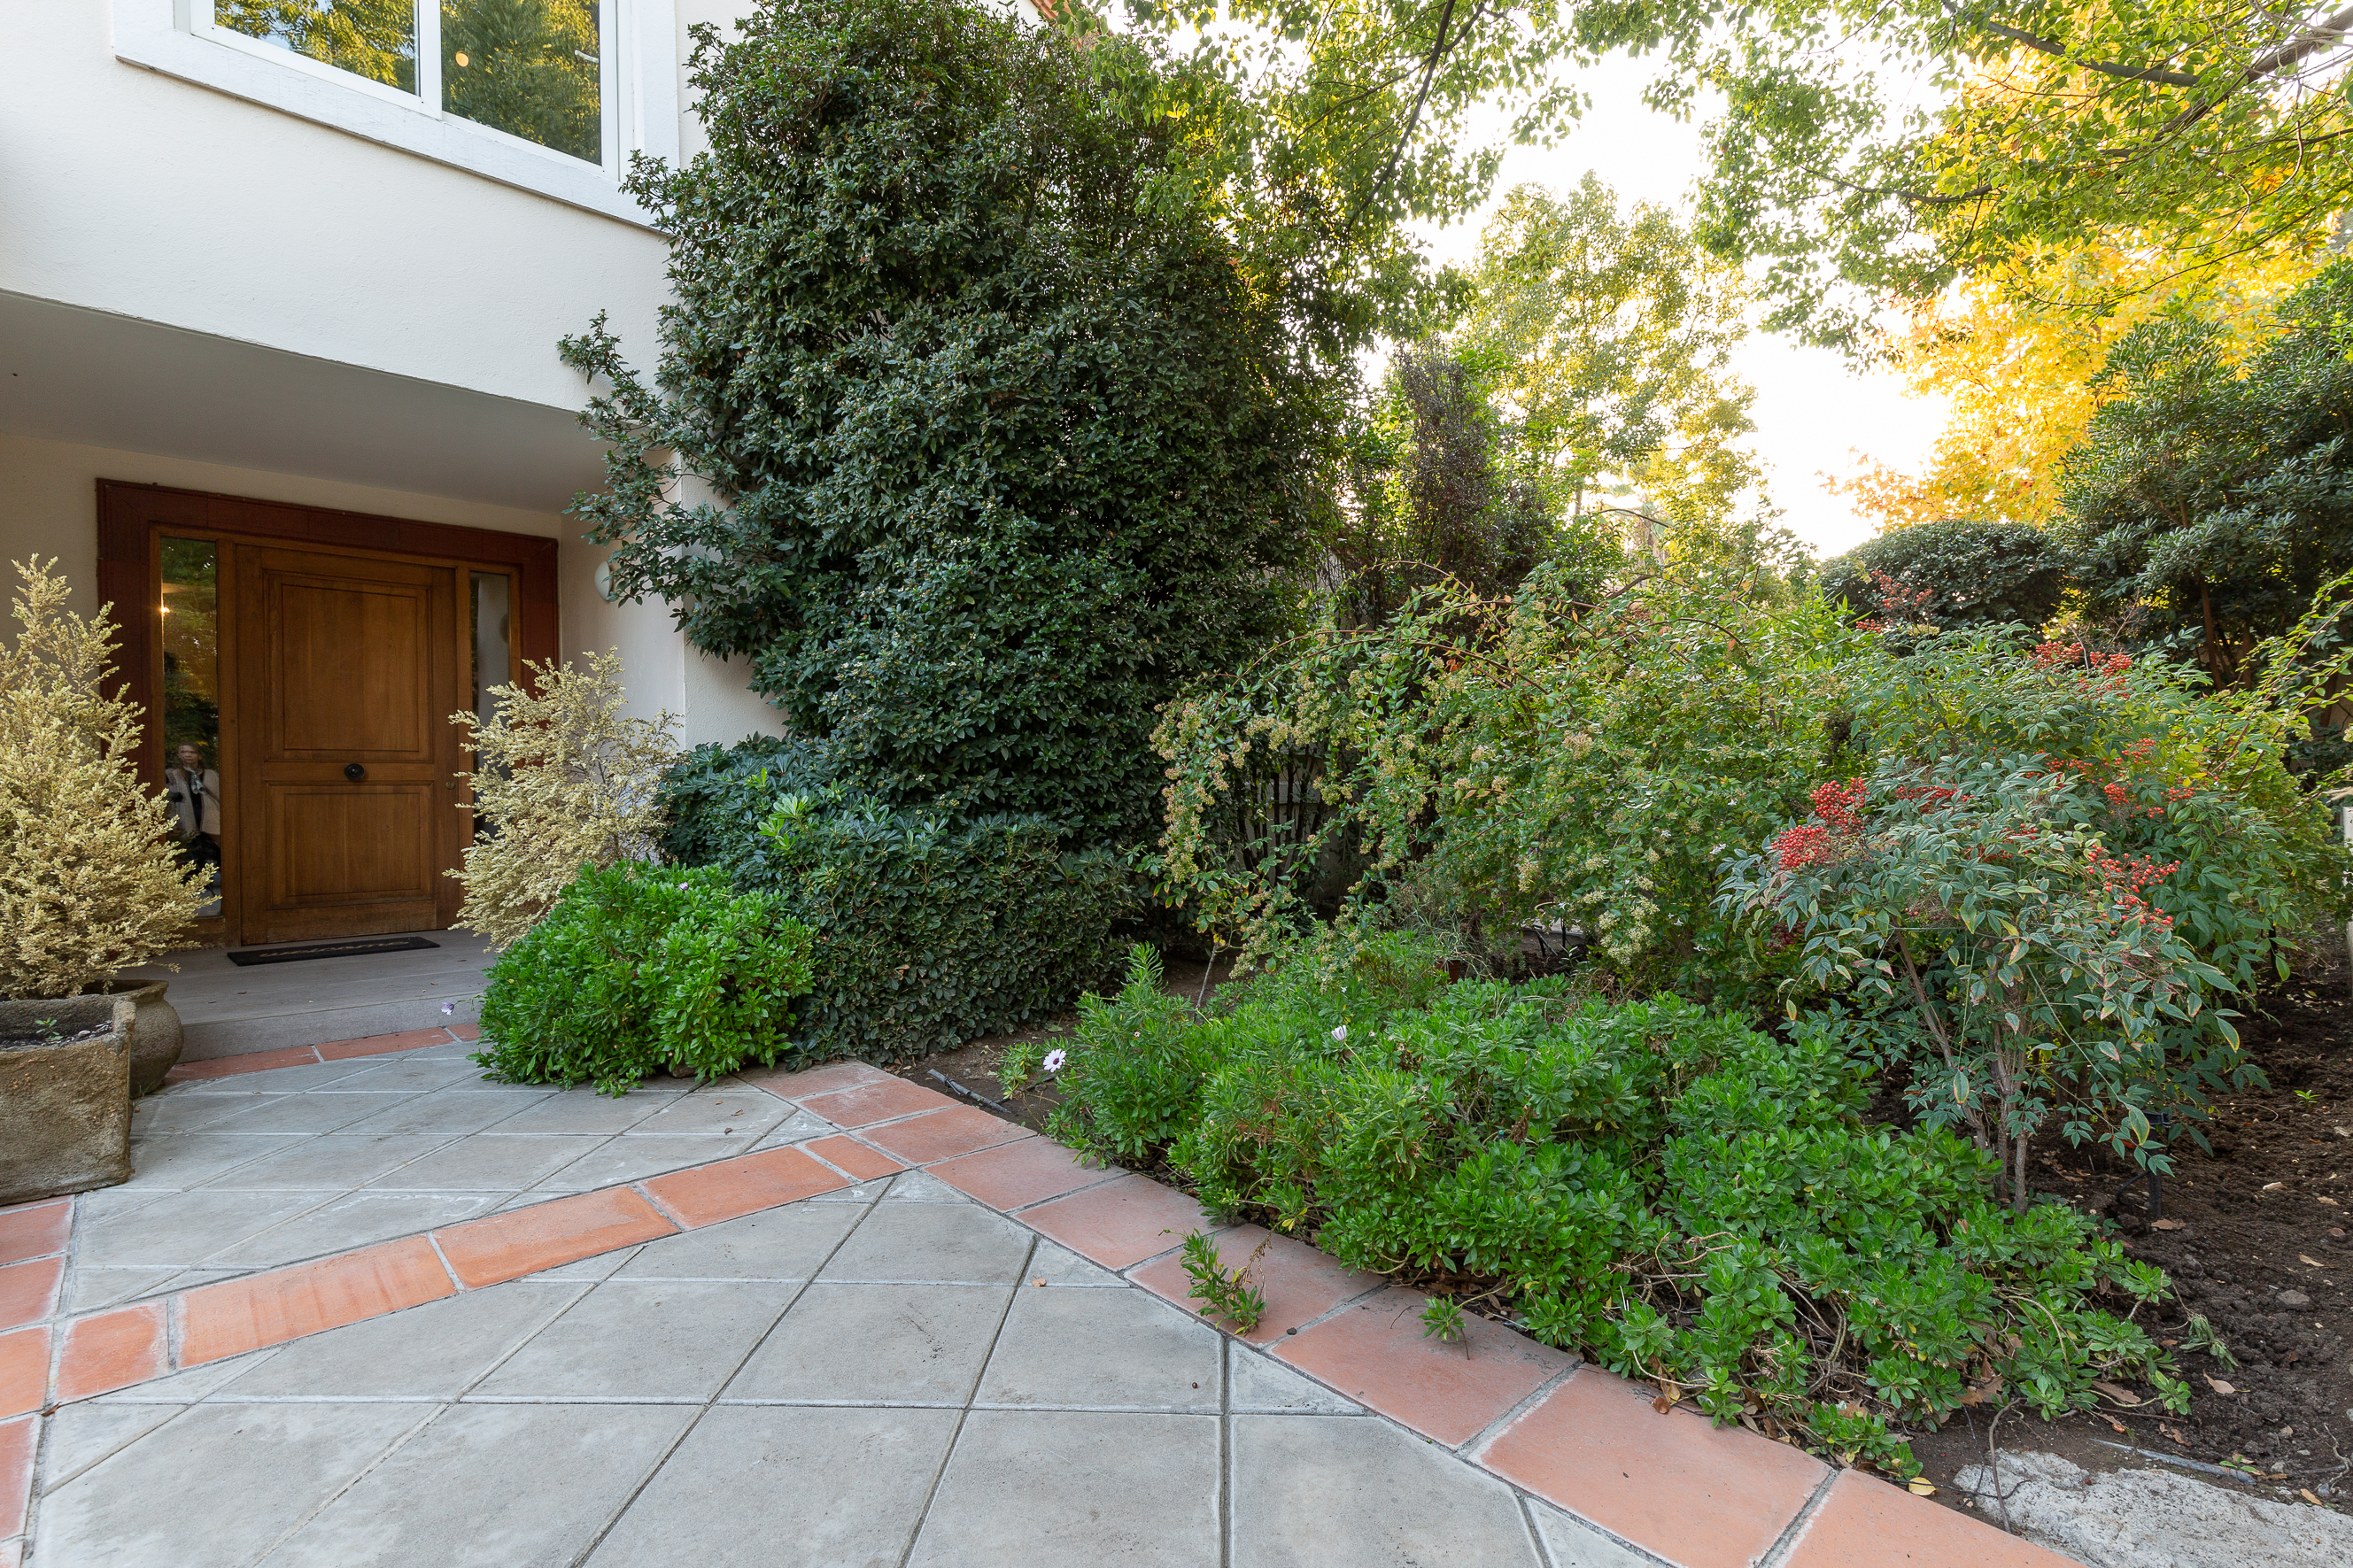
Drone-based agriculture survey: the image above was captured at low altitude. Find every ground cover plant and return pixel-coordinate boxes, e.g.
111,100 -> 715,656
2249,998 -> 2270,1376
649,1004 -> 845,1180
1033,938 -> 2184,1475
661,738 -> 1127,1064
475,861 -> 814,1094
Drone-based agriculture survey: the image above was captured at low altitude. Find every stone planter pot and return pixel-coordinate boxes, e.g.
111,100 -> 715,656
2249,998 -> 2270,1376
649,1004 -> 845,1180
99,979 -> 185,1096
0,993 -> 135,1206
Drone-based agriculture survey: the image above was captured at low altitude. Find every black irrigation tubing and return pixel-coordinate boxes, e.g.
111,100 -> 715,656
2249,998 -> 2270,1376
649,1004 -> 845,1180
926,1069 -> 1010,1115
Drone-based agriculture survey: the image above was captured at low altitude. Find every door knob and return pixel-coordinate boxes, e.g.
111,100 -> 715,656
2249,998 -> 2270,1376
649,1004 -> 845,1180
344,762 -> 367,782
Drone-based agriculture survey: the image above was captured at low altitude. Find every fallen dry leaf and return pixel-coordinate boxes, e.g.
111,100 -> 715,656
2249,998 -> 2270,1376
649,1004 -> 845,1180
2302,1255 -> 2326,1268
2153,1218 -> 2187,1231
2094,1380 -> 2145,1405
1907,1478 -> 1938,1497
2303,1489 -> 2326,1507
2161,1424 -> 2188,1444
2337,1126 -> 2351,1138
2322,1196 -> 2343,1207
2263,1182 -> 2288,1192
2206,1375 -> 2237,1394
2108,1417 -> 2129,1433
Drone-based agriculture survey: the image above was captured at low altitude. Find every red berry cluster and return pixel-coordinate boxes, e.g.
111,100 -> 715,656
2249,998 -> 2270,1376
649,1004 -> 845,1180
1774,823 -> 1837,871
1810,777 -> 1867,830
2086,846 -> 2179,927
1869,570 -> 1936,619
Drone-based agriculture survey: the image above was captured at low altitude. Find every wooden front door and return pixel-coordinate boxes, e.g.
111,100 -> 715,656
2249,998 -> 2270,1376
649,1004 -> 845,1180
231,545 -> 466,942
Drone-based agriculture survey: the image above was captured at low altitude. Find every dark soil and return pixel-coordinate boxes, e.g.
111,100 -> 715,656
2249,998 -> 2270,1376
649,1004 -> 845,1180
0,1023 -> 112,1052
886,952 -> 1242,1132
1909,929 -> 2353,1517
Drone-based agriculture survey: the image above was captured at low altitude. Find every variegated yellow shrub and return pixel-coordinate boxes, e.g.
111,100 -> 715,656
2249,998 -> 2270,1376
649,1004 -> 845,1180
448,649 -> 680,950
0,558 -> 204,1000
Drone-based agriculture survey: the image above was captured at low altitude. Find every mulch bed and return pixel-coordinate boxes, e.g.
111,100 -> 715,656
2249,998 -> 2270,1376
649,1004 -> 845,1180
1908,929 -> 2353,1516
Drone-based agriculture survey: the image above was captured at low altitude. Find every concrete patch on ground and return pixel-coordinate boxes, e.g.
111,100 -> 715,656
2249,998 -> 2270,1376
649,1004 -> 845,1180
1956,1448 -> 2353,1568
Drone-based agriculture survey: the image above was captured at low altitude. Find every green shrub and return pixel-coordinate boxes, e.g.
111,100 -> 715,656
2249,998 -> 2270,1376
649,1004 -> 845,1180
1153,561 -> 1861,998
662,738 -> 1131,1064
562,0 -> 1330,844
1818,518 -> 2068,631
475,862 -> 815,1095
1048,938 -> 2183,1476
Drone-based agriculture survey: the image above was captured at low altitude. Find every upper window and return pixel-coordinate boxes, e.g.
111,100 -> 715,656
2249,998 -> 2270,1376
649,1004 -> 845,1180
205,1 -> 612,168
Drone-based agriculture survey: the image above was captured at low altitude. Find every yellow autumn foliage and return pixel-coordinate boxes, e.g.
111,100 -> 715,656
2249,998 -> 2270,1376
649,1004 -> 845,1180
1841,239 -> 2325,530
0,558 -> 205,1001
447,649 -> 680,950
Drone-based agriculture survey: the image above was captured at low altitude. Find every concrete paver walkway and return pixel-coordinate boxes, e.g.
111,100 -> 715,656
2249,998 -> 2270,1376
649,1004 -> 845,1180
1,1039 -> 2072,1568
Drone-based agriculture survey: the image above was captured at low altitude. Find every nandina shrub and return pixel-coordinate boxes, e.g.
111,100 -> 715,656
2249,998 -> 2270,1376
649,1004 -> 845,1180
1045,938 -> 2183,1478
1719,755 -> 2234,1206
1719,621 -> 2350,1178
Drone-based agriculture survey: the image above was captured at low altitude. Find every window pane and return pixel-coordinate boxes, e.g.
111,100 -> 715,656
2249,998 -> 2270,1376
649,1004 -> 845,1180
215,1 -> 420,95
160,538 -> 225,920
443,0 -> 601,165
469,570 -> 512,735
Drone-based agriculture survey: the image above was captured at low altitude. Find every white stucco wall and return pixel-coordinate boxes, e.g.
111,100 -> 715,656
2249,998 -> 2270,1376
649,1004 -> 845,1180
0,4 -> 785,749
0,431 -> 785,750
1,3 -> 672,413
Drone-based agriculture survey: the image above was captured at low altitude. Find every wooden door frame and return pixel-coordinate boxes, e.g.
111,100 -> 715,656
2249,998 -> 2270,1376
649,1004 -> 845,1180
97,481 -> 561,941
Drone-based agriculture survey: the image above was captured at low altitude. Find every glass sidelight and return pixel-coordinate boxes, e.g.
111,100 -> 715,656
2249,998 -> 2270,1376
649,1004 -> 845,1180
467,570 -> 514,841
159,537 -> 226,919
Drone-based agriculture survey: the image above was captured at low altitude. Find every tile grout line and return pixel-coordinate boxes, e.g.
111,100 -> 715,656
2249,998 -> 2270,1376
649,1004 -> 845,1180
891,1228 -> 1038,1568
242,1402 -> 450,1568
1515,1484 -> 1676,1568
1516,1492 -> 1556,1568
560,1174 -> 907,1568
1219,1330 -> 1234,1568
1457,1362 -> 1583,1461
628,1180 -> 692,1232
1755,1463 -> 1840,1568
422,1231 -> 466,1299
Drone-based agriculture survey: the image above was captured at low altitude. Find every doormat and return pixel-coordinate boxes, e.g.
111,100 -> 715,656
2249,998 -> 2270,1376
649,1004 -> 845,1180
226,936 -> 441,967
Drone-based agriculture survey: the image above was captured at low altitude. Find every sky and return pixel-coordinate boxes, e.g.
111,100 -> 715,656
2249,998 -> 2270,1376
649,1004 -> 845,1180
1408,66 -> 1952,561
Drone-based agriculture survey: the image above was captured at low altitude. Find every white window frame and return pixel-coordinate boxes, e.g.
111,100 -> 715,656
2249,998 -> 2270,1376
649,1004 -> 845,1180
112,0 -> 677,229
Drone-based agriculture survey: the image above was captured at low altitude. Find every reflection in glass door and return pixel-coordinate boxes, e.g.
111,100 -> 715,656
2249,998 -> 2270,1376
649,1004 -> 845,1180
159,537 -> 225,919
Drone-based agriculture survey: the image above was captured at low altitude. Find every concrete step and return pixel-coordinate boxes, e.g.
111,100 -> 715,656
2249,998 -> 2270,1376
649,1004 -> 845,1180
118,930 -> 496,1061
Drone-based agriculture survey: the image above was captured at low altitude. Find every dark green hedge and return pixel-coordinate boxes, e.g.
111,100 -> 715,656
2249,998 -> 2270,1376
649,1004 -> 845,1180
660,738 -> 1130,1063
1818,518 -> 2067,631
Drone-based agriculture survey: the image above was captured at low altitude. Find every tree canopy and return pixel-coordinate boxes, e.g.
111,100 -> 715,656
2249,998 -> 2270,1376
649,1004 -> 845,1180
1084,1 -> 2351,346
1839,240 -> 2318,529
1453,176 -> 1761,532
2057,259 -> 2353,685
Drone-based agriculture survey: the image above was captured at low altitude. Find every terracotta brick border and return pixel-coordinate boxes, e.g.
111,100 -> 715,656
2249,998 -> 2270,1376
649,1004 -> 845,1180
0,1044 -> 2077,1568
161,1023 -> 482,1084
